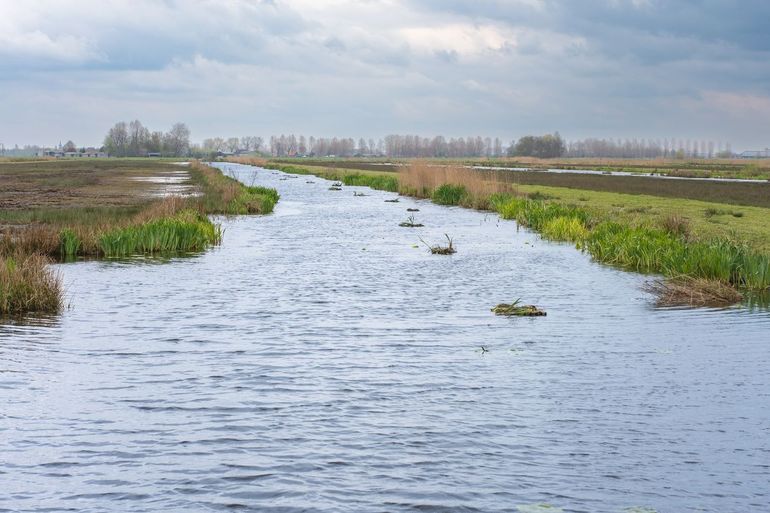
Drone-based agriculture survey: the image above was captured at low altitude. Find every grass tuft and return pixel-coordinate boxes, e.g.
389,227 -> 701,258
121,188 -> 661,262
1,251 -> 62,315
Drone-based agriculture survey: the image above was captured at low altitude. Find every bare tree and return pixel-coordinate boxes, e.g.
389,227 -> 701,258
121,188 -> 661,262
164,123 -> 190,157
104,122 -> 129,157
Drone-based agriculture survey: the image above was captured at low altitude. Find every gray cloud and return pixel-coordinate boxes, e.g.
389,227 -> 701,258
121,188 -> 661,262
0,0 -> 768,149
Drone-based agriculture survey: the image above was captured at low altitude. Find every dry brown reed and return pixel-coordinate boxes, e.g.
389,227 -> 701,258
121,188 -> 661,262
227,156 -> 269,167
398,161 -> 514,208
644,277 -> 743,307
0,250 -> 62,315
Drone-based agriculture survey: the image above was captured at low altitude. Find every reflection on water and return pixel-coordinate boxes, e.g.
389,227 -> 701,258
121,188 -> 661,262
1,163 -> 768,513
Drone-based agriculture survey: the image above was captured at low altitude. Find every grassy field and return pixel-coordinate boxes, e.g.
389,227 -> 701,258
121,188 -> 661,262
273,156 -> 770,180
0,159 -> 278,316
257,159 -> 770,305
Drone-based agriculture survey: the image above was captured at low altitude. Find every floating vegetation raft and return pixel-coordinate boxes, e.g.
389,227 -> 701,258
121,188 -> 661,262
399,215 -> 424,228
644,277 -> 743,307
420,234 -> 456,255
492,299 -> 547,316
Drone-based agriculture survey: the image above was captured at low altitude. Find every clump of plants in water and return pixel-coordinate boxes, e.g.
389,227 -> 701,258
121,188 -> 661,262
644,277 -> 743,308
492,299 -> 546,317
0,251 -> 62,315
399,215 -> 424,228
419,234 -> 456,255
98,210 -> 222,257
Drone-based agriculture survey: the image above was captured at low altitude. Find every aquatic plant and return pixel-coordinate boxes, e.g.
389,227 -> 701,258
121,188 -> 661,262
98,210 -> 222,257
492,299 -> 546,316
644,277 -> 743,307
419,234 -> 456,255
399,215 -> 424,228
59,229 -> 81,258
0,251 -> 62,315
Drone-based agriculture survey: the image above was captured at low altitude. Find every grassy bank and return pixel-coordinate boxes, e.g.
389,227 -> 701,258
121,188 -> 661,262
230,157 -> 399,192
0,159 -> 278,315
261,159 -> 770,305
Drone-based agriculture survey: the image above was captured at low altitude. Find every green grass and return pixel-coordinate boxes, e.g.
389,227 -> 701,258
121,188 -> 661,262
541,216 -> 590,243
98,210 -> 222,257
432,184 -> 467,205
59,229 -> 81,258
262,163 -> 399,192
190,162 -> 280,215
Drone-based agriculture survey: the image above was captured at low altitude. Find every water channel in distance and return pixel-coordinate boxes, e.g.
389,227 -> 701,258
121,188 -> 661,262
1,163 -> 768,512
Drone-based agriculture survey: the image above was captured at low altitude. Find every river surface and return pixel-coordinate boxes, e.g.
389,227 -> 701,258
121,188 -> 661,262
1,163 -> 769,513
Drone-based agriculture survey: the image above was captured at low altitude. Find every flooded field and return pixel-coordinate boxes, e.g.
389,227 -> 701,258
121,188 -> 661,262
1,163 -> 768,512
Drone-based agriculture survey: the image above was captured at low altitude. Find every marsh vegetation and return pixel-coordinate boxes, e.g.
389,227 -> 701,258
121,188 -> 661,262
0,159 -> 278,315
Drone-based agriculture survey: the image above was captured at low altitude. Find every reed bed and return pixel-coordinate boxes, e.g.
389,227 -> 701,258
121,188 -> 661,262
399,161 -> 510,209
98,210 -> 222,257
0,251 -> 62,315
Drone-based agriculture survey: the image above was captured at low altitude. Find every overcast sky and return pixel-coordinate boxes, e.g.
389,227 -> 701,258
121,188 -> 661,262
1,0 -> 769,149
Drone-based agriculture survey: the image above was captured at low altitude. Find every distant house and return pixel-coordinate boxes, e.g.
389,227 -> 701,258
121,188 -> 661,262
146,152 -> 162,158
38,150 -> 65,158
37,148 -> 107,158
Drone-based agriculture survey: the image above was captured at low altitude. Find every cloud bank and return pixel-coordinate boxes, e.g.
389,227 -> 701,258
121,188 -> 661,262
1,0 -> 768,149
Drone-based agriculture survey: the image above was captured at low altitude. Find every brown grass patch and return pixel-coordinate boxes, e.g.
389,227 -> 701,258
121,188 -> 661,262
0,251 -> 62,315
399,161 -> 514,208
644,277 -> 743,307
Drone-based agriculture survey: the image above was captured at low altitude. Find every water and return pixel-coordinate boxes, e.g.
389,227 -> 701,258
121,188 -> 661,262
1,163 -> 768,513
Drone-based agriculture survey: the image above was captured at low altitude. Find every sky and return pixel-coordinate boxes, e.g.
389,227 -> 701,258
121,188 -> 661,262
1,0 -> 769,150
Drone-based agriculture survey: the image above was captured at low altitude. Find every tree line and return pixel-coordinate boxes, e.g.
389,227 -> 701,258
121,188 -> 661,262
97,123 -> 736,160
103,120 -> 191,157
